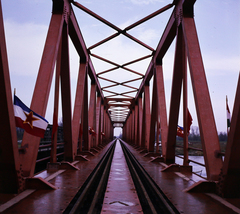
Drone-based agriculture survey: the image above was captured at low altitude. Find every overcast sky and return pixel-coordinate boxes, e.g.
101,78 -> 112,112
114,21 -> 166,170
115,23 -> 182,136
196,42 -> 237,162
1,0 -> 240,135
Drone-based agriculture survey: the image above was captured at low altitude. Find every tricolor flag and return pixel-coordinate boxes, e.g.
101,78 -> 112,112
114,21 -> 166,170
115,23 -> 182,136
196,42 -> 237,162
226,96 -> 231,131
177,109 -> 193,138
177,125 -> 184,138
14,95 -> 48,138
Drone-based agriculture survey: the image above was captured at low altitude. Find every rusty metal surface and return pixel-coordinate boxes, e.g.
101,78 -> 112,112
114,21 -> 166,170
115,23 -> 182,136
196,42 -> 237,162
0,143 -> 112,213
101,140 -> 143,213
122,142 -> 240,214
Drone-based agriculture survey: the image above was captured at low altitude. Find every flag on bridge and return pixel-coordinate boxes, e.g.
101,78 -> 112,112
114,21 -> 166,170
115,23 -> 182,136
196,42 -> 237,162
177,125 -> 184,138
14,95 -> 48,138
177,109 -> 193,138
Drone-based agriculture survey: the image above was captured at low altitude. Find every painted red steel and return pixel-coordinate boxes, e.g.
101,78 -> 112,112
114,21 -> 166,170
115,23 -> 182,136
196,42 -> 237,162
219,74 -> 240,197
0,0 -> 21,193
1,0 -> 238,198
182,16 -> 222,180
50,48 -> 61,163
72,62 -> 88,154
20,10 -> 64,177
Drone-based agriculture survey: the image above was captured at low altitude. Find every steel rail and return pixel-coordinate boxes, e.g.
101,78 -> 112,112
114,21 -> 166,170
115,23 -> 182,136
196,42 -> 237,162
63,139 -> 117,214
119,139 -> 180,214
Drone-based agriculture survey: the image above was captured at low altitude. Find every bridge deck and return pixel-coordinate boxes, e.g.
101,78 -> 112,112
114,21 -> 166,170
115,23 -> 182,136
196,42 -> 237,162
0,143 -> 112,213
101,140 -> 142,213
1,140 -> 240,213
123,141 -> 240,214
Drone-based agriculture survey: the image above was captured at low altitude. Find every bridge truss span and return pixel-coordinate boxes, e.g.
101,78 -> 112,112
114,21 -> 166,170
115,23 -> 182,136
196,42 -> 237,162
0,0 -> 240,200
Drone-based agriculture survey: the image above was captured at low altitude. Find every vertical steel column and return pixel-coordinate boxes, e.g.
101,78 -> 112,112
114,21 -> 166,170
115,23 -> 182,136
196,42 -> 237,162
125,117 -> 128,142
149,71 -> 158,152
100,103 -> 104,145
19,8 -> 64,177
0,0 -> 21,193
103,109 -> 107,143
131,108 -> 135,145
50,46 -> 61,163
134,103 -> 138,146
181,24 -> 189,166
95,95 -> 102,147
60,22 -> 73,162
82,72 -> 89,150
165,27 -> 184,163
88,83 -> 97,148
72,61 -> 88,155
129,112 -> 133,144
137,97 -> 143,147
141,85 -> 151,149
182,17 -> 222,180
149,64 -> 168,153
156,65 -> 168,156
218,74 -> 240,197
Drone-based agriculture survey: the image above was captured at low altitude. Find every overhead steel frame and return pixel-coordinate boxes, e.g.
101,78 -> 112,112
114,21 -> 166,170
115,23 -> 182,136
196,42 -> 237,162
123,0 -> 223,181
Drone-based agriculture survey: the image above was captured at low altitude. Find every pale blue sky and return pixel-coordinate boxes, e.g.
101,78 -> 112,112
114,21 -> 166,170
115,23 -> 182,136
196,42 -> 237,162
1,0 -> 240,134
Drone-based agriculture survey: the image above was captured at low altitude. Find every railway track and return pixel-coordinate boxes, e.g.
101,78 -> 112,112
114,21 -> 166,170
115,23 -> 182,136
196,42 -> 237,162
63,139 -> 180,214
120,139 -> 180,214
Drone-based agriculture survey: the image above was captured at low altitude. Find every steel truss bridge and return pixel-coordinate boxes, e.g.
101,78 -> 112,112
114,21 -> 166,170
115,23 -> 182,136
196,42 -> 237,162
0,0 -> 240,209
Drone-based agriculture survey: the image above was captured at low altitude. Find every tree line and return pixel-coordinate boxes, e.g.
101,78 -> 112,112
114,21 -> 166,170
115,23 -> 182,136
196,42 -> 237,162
186,126 -> 228,142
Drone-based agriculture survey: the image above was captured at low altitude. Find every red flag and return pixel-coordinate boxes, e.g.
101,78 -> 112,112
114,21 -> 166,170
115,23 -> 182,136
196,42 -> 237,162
177,109 -> 193,138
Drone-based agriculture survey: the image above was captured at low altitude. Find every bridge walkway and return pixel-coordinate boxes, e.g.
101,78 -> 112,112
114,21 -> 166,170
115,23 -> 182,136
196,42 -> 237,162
1,140 -> 240,213
101,140 -> 142,213
122,141 -> 240,214
0,143 -> 113,213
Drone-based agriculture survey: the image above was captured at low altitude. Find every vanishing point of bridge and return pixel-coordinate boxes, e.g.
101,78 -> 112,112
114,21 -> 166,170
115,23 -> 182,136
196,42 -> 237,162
0,0 -> 240,213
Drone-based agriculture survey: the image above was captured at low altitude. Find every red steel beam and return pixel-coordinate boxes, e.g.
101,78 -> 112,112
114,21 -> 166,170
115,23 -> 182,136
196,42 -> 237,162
124,3 -> 174,31
165,26 -> 184,163
20,8 -> 64,177
135,7 -> 177,100
72,62 -> 88,156
50,44 -> 61,163
72,1 -> 122,33
97,66 -> 119,76
69,12 -> 104,99
137,97 -> 143,147
182,16 -> 222,180
122,54 -> 152,67
92,53 -> 144,77
121,77 -> 144,85
219,74 -> 240,197
106,98 -> 133,102
72,1 -> 154,51
95,96 -> 102,146
60,23 -> 74,162
101,83 -> 119,90
98,76 -> 119,84
141,85 -> 151,149
88,32 -> 120,50
156,65 -> 168,156
0,0 -> 21,193
88,83 -> 97,148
